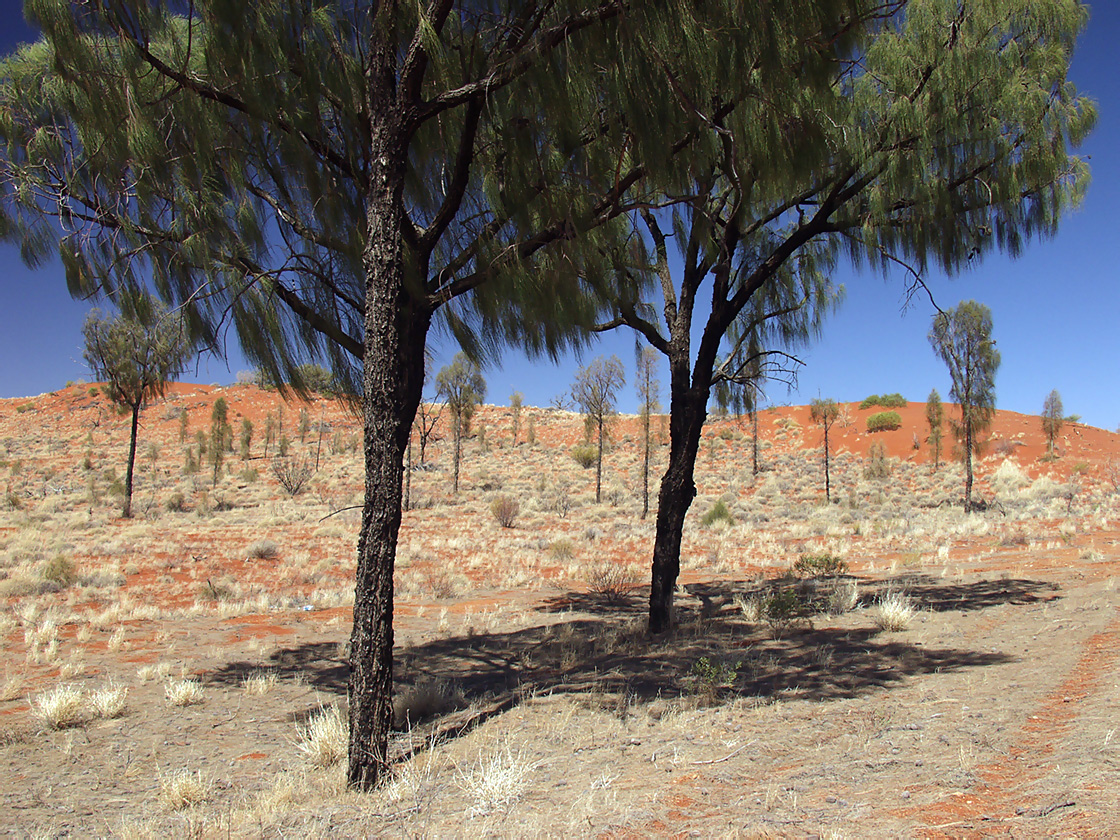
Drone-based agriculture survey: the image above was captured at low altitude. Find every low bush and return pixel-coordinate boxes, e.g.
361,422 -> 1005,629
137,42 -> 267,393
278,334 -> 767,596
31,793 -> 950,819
247,539 -> 280,560
792,552 -> 848,577
585,560 -> 641,604
701,499 -> 735,528
272,455 -> 313,496
570,444 -> 597,469
864,441 -> 892,478
489,495 -> 520,528
866,411 -> 902,433
41,555 -> 79,586
860,393 -> 906,409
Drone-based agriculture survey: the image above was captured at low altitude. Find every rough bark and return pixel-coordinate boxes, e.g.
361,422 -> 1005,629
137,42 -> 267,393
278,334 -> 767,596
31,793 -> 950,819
964,418 -> 974,512
640,409 -> 651,519
347,17 -> 431,789
648,362 -> 708,633
123,402 -> 141,519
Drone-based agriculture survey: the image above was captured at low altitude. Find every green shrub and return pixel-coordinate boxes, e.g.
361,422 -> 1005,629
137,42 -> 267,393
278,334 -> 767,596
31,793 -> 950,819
41,555 -> 79,586
688,656 -> 740,702
861,393 -> 905,409
571,444 -> 597,469
166,492 -> 189,512
764,588 -> 805,637
866,411 -> 902,432
792,553 -> 848,578
701,499 -> 735,528
15,402 -> 34,414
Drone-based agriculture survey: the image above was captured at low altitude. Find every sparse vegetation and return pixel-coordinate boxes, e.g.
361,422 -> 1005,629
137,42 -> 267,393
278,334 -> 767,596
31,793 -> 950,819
701,499 -> 735,528
489,495 -> 520,528
874,591 -> 916,632
296,705 -> 347,768
866,411 -> 902,432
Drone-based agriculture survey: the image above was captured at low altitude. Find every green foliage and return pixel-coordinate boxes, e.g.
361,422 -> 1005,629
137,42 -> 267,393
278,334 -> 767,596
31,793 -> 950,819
15,402 -> 34,414
1041,389 -> 1063,456
764,589 -> 806,638
859,395 -> 879,410
41,554 -> 78,586
688,656 -> 740,701
861,393 -> 905,409
166,492 -> 188,512
436,353 -> 486,494
866,411 -> 902,432
701,500 -> 735,528
925,388 -> 944,471
792,553 -> 848,578
239,419 -> 253,460
865,441 -> 892,479
570,444 -> 597,469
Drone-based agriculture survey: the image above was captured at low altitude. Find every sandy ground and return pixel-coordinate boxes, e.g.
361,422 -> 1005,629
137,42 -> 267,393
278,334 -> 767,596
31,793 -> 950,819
0,384 -> 1118,837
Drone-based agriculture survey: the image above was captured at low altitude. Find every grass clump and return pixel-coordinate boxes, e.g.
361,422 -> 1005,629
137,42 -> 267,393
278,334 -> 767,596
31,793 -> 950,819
165,679 -> 205,706
585,560 -> 641,604
41,554 -> 79,586
866,411 -> 902,433
393,678 -> 465,729
456,745 -> 535,817
874,591 -> 915,631
159,770 -> 211,811
296,705 -> 347,767
30,684 -> 85,729
88,681 -> 129,719
241,670 -> 278,696
701,499 -> 735,528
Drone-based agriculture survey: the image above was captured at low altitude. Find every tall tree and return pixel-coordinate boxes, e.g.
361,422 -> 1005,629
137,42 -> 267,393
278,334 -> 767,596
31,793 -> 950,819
1041,389 -> 1064,457
0,0 -> 1095,776
82,299 -> 192,518
584,0 -> 1092,632
929,301 -> 1001,511
572,355 -> 626,504
810,399 -> 841,502
435,354 -> 485,495
635,348 -> 661,520
925,388 -> 944,472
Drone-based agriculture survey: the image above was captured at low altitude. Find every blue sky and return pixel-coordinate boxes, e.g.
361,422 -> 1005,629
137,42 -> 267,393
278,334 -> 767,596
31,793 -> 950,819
1,3 -> 1117,430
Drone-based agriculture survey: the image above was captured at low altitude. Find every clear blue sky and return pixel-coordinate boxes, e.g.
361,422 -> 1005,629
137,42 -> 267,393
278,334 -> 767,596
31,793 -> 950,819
1,3 -> 1117,430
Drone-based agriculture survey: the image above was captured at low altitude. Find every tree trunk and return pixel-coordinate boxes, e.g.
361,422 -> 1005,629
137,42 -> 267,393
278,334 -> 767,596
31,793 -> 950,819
964,417 -> 974,512
452,415 -> 461,494
648,379 -> 707,634
823,425 -> 831,502
123,402 -> 140,519
640,409 -> 650,519
595,415 -> 603,503
750,408 -> 759,478
348,30 -> 431,789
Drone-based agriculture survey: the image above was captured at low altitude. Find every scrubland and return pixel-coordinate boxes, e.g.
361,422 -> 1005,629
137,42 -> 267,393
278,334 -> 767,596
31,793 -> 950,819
1,384 -> 1118,837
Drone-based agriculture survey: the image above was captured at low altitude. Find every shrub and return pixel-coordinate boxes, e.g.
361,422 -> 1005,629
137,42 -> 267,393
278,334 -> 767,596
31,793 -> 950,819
41,554 -> 79,586
792,553 -> 848,578
571,444 -> 597,468
489,495 -> 520,528
701,499 -> 735,528
165,492 -> 189,512
688,656 -> 740,702
393,678 -> 465,729
865,441 -> 892,478
586,560 -> 641,604
272,456 -> 313,496
859,394 -> 881,410
764,588 -> 806,637
247,539 -> 280,560
866,411 -> 902,432
547,538 -> 575,562
860,393 -> 906,409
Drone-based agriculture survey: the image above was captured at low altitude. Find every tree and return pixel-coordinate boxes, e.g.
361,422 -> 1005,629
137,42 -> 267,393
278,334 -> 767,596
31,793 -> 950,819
929,301 -> 1001,511
414,400 -> 442,467
240,418 -> 253,461
925,389 -> 944,472
1041,390 -> 1064,457
810,399 -> 841,502
635,348 -> 661,520
572,356 -> 626,504
82,299 -> 192,518
1,0 -> 1093,784
582,1 -> 1091,632
209,397 -> 232,485
509,392 -> 524,447
435,354 -> 485,495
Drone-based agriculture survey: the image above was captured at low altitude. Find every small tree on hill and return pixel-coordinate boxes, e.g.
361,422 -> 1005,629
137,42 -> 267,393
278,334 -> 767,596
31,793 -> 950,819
239,418 -> 253,461
636,348 -> 661,520
509,392 -> 524,447
209,397 -> 232,486
930,302 -> 1001,512
436,354 -> 486,494
810,398 -> 841,503
572,356 -> 626,504
83,300 -> 192,518
925,389 -> 944,472
1041,389 -> 1064,457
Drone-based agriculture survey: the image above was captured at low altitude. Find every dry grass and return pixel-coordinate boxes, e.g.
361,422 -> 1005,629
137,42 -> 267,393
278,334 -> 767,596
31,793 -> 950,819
242,670 -> 279,695
874,591 -> 916,631
30,683 -> 86,729
455,744 -> 536,817
88,680 -> 129,719
158,769 -> 211,810
164,678 -> 206,706
296,705 -> 347,768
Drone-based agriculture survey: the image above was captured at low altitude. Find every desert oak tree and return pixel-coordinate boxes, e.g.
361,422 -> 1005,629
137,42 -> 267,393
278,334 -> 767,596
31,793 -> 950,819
810,398 -> 841,503
585,0 -> 1092,630
930,301 -> 1001,511
571,354 -> 625,503
1041,389 -> 1064,456
435,353 -> 485,495
82,299 -> 192,518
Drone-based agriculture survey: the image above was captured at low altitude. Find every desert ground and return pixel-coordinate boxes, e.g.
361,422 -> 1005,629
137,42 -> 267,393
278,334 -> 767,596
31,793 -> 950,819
1,383 -> 1118,838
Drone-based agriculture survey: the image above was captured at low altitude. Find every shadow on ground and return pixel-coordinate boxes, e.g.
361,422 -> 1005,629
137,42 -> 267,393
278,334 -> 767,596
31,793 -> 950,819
205,574 -> 1051,742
